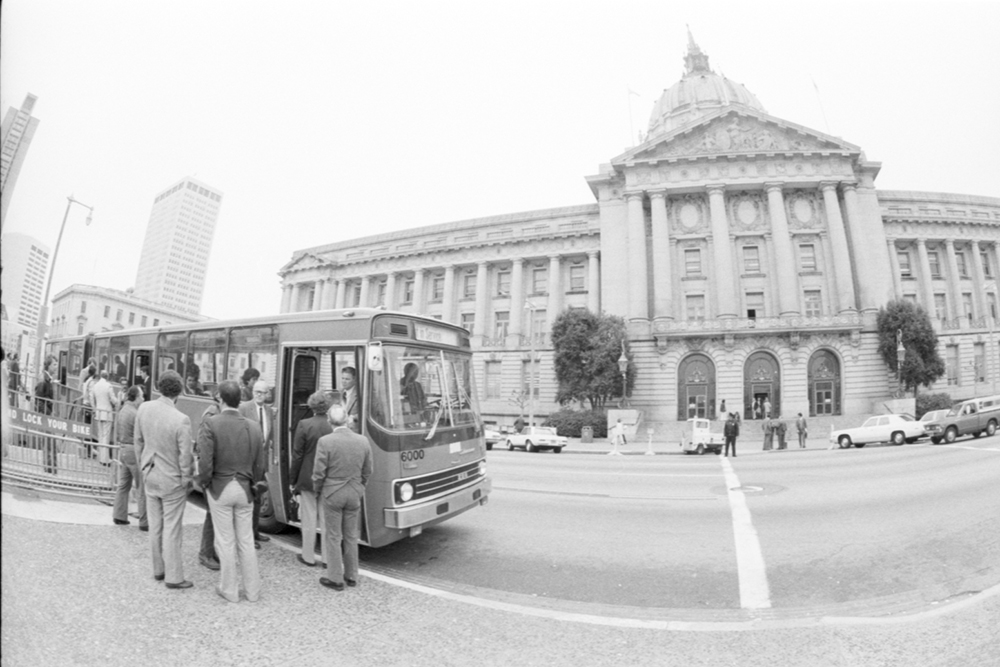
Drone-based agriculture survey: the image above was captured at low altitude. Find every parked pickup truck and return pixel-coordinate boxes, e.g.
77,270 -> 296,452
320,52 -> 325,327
924,394 -> 1000,444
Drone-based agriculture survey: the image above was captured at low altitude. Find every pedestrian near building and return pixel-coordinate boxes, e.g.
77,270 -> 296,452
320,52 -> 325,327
762,417 -> 774,451
289,391 -> 334,568
33,359 -> 57,475
135,370 -> 195,589
723,412 -> 739,457
196,380 -> 265,603
608,418 -> 626,455
764,398 -> 772,419
197,392 -> 223,571
312,404 -> 372,591
239,380 -> 274,548
7,352 -> 20,406
796,413 -> 808,448
776,417 -> 787,450
89,370 -> 119,464
112,385 -> 148,530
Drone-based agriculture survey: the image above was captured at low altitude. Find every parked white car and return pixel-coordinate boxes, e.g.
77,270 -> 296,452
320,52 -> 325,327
505,426 -> 568,453
830,413 -> 926,448
484,428 -> 502,451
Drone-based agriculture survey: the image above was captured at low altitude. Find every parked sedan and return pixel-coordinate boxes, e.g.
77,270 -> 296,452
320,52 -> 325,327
830,413 -> 926,448
505,426 -> 568,453
484,428 -> 502,451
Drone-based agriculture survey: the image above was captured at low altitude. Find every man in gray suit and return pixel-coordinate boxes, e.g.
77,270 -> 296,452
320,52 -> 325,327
312,404 -> 372,591
135,370 -> 194,589
238,379 -> 274,547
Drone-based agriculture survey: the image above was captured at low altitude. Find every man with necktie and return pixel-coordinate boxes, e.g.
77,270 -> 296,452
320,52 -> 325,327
239,379 -> 273,547
340,366 -> 360,433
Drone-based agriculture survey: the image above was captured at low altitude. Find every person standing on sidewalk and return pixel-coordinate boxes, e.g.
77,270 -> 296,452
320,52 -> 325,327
135,370 -> 194,589
796,413 -> 808,448
196,392 -> 223,572
723,413 -> 739,457
289,391 -> 333,568
112,385 -> 147,531
89,370 -> 119,464
239,380 -> 274,548
197,380 -> 265,603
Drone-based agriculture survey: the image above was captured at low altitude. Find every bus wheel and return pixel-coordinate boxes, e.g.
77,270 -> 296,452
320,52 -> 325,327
257,488 -> 285,534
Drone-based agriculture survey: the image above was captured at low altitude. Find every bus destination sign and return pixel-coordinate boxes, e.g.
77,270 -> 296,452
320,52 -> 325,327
414,324 -> 460,347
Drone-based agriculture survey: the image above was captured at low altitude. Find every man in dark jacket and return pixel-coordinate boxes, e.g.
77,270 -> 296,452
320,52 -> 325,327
724,412 -> 740,458
289,391 -> 334,567
196,380 -> 265,603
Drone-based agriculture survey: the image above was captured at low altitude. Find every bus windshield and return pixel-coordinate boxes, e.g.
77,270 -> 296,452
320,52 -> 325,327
370,345 -> 478,433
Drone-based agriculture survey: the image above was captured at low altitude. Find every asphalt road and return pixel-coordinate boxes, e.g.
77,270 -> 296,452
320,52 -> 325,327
347,438 -> 1000,617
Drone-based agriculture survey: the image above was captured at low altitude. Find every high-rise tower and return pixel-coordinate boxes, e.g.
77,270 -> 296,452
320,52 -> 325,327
0,94 -> 41,232
133,177 -> 223,315
0,232 -> 51,331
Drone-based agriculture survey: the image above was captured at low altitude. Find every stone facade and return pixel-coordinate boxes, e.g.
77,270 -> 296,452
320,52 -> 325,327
280,38 -> 1000,431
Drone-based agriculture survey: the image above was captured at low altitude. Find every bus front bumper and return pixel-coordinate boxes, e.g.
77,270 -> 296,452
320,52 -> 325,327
383,477 -> 492,530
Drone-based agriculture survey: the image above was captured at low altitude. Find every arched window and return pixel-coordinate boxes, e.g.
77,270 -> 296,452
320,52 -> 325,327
677,353 -> 716,421
808,349 -> 841,416
743,351 -> 781,420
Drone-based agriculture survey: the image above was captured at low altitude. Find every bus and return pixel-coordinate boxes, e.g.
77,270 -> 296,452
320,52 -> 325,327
45,308 -> 491,547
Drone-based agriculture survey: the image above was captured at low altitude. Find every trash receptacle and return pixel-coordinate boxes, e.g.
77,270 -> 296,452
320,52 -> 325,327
581,426 -> 593,443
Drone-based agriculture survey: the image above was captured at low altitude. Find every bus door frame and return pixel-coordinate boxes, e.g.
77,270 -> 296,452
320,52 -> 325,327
129,348 -> 153,396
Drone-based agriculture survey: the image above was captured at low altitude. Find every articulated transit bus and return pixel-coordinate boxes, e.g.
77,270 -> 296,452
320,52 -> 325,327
45,308 -> 491,547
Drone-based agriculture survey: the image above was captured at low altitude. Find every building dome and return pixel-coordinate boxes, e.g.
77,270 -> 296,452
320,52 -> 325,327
647,31 -> 766,139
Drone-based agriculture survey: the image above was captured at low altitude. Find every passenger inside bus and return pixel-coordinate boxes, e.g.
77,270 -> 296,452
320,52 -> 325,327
401,362 -> 426,414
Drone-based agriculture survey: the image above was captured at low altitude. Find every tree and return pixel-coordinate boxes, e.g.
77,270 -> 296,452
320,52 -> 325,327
876,299 -> 946,396
551,309 -> 634,410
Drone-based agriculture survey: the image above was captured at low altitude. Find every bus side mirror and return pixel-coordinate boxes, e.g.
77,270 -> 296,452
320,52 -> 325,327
367,342 -> 383,373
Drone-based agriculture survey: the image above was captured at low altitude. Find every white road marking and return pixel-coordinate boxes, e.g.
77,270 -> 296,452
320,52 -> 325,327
719,456 -> 772,610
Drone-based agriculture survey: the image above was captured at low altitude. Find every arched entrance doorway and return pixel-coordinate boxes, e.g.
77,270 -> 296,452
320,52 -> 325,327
808,349 -> 841,416
677,353 -> 716,421
744,351 -> 781,420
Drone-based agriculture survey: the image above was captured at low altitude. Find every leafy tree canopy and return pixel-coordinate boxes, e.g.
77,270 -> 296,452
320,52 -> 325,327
551,309 -> 634,410
876,299 -> 946,395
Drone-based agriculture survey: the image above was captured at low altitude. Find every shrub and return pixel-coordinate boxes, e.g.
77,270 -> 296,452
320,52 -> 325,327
543,409 -> 608,438
915,392 -> 953,419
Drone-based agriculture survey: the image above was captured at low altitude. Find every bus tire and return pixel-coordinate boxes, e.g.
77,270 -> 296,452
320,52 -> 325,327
257,489 -> 285,534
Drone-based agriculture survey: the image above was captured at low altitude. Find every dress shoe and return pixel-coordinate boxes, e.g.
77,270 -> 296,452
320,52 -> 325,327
296,554 -> 316,567
319,577 -> 344,591
255,541 -> 261,550
113,519 -> 130,525
199,555 -> 221,571
153,573 -> 165,581
345,578 -> 357,588
256,534 -> 270,542
139,525 -> 149,532
165,580 -> 194,590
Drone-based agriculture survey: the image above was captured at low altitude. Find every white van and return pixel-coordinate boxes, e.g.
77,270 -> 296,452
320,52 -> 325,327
924,394 -> 1000,444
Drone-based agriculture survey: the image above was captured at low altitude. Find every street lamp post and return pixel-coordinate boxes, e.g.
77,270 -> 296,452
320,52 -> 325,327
895,329 -> 906,398
618,339 -> 629,408
35,196 -> 94,379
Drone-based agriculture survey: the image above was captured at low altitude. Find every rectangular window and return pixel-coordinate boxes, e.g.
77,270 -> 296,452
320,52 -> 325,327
532,267 -> 548,294
963,292 -> 973,320
496,270 -> 511,296
897,251 -> 912,277
141,316 -> 147,327
956,252 -> 969,278
804,290 -> 822,317
521,359 -> 540,398
686,294 -> 705,321
974,343 -> 985,382
530,309 -> 547,342
403,278 -> 414,304
128,312 -> 135,325
494,311 -> 510,338
104,305 -> 111,318
928,251 -> 941,278
462,273 -> 477,299
743,246 -> 761,273
569,264 -> 585,291
746,292 -> 764,319
431,276 -> 445,302
80,300 -> 87,314
685,249 -> 702,276
116,309 -> 123,322
376,281 -> 387,307
934,294 -> 947,319
156,332 -> 188,380
153,318 -> 159,327
485,361 -> 502,399
77,322 -> 84,335
981,251 -> 993,278
799,244 -> 817,272
227,325 -> 280,392
351,284 -> 362,308
946,345 -> 959,385
990,293 -> 998,320
460,312 -> 475,332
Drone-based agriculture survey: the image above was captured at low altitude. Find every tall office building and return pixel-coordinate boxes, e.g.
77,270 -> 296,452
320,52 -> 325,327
0,94 -> 41,232
133,177 -> 223,315
0,232 -> 51,332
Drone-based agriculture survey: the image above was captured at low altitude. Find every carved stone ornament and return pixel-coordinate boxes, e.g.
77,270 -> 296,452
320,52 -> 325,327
642,115 -> 834,160
724,333 -> 736,352
655,336 -> 670,354
671,194 -> 708,234
785,190 -> 823,230
728,192 -> 767,232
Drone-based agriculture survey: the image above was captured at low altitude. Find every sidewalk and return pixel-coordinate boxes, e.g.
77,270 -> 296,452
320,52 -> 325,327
559,434 -> 833,456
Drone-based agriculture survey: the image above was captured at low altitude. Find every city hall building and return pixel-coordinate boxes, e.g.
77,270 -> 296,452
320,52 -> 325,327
279,39 -> 1000,432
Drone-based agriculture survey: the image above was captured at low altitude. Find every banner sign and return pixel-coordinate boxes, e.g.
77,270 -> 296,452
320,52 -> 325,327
9,407 -> 94,438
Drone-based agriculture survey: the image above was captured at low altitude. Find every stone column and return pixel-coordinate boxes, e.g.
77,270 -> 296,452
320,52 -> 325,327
707,185 -> 737,318
547,255 -> 561,327
334,279 -> 346,309
510,258 -> 525,337
649,191 -> 673,320
290,283 -> 302,313
820,183 -> 857,313
765,183 -> 800,316
916,239 -> 935,313
970,241 -> 987,319
280,283 -> 293,314
413,270 -> 426,315
626,192 -> 649,320
587,251 -> 600,313
442,265 -> 456,323
358,276 -> 370,308
841,183 -> 878,311
385,272 -> 397,310
310,281 -> 323,311
944,239 -> 963,320
474,261 -> 489,337
887,239 -> 902,300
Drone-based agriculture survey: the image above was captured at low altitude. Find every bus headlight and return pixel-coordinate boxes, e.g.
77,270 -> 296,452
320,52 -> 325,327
479,461 -> 486,477
399,482 -> 414,503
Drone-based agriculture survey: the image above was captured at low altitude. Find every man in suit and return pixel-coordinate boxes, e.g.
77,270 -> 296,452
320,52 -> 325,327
312,404 -> 372,591
289,391 -> 334,567
112,385 -> 147,530
239,379 -> 274,547
135,370 -> 194,589
197,380 -> 265,603
340,366 -> 360,433
89,370 -> 119,464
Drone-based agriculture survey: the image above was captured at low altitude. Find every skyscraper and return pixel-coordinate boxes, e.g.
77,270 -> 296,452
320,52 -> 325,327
0,93 -> 41,232
0,232 -> 51,331
133,177 -> 223,315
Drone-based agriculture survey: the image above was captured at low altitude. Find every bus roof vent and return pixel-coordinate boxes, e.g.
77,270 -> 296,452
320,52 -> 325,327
389,323 -> 409,336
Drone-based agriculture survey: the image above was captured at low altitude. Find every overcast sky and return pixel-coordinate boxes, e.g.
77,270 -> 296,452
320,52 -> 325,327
2,0 -> 998,321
